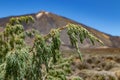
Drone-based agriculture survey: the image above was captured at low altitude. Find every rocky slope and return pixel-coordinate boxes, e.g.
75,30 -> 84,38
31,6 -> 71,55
0,11 -> 120,48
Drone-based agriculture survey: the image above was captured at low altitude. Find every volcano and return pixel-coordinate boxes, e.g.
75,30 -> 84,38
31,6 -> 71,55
0,11 -> 120,49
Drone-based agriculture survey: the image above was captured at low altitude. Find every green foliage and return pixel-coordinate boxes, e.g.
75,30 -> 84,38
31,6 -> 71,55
67,24 -> 103,45
67,24 -> 103,61
0,16 -> 103,80
50,29 -> 61,63
9,16 -> 34,26
27,34 -> 51,80
46,56 -> 73,80
0,16 -> 34,80
4,48 -> 29,80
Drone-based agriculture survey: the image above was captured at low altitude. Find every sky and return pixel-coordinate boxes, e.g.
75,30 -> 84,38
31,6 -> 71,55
0,0 -> 120,36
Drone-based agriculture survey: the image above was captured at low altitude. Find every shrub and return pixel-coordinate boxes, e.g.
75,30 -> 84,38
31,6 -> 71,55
0,16 -> 103,80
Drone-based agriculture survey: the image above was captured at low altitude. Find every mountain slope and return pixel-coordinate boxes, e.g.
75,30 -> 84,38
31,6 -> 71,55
0,11 -> 120,48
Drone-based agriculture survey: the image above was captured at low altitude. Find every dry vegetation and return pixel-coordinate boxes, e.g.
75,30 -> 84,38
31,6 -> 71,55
63,48 -> 120,80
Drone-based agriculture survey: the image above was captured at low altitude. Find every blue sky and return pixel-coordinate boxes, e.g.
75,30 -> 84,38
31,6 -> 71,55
0,0 -> 120,36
